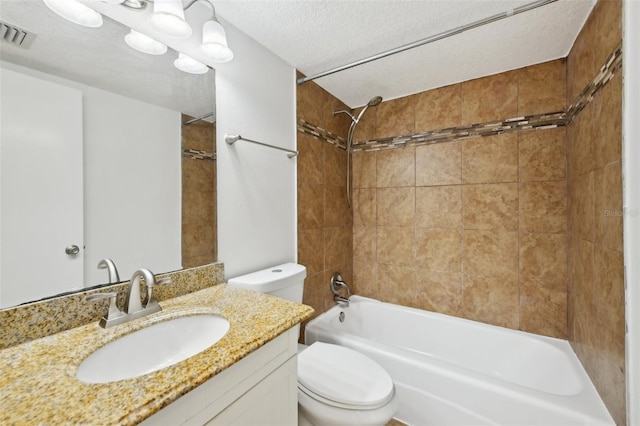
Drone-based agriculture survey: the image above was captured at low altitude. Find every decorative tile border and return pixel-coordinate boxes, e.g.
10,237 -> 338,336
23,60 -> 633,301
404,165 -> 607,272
182,148 -> 216,161
297,44 -> 622,152
297,119 -> 347,150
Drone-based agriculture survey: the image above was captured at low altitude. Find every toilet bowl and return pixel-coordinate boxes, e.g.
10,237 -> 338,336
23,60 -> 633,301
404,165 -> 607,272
228,264 -> 398,426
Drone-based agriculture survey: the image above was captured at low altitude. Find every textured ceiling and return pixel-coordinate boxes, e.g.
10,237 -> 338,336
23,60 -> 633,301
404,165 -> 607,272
0,0 -> 595,113
215,0 -> 595,107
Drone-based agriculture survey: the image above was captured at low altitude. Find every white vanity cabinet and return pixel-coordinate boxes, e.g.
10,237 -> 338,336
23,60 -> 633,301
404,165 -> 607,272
142,327 -> 299,426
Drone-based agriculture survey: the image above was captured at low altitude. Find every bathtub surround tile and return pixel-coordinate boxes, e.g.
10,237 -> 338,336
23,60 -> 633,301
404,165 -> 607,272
324,185 -> 351,228
352,151 -> 376,188
296,73 -> 324,126
462,134 -> 518,184
593,0 -> 622,74
461,275 -> 519,329
569,104 -> 595,177
414,84 -> 462,133
353,226 -> 377,262
519,233 -> 567,288
323,95 -> 352,139
416,270 -> 462,316
298,183 -> 324,229
570,172 -> 594,241
299,229 -> 325,276
594,162 -> 623,251
567,9 -> 596,103
519,181 -> 567,234
518,128 -> 566,182
353,188 -> 376,227
377,264 -> 417,308
297,132 -> 324,186
416,228 -> 463,273
462,183 -> 518,231
590,341 -> 626,426
594,247 -> 625,346
463,230 -> 518,281
517,59 -> 567,116
592,72 -> 622,169
324,226 -> 351,269
377,187 -> 415,227
461,71 -> 518,124
375,96 -> 415,139
352,106 -> 377,143
377,226 -> 416,267
302,272 -> 325,321
415,186 -> 462,229
324,143 -> 347,187
415,141 -> 461,186
376,146 -> 415,187
519,282 -> 568,338
353,260 -> 378,298
297,119 -> 347,150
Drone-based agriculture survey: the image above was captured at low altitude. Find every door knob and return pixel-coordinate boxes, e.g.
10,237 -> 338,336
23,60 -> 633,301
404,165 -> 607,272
65,245 -> 80,255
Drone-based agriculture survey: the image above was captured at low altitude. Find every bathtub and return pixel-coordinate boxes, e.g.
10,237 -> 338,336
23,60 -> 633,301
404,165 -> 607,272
304,296 -> 614,426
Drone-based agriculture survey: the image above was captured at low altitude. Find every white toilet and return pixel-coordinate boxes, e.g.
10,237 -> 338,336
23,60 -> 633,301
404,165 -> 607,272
228,263 -> 398,426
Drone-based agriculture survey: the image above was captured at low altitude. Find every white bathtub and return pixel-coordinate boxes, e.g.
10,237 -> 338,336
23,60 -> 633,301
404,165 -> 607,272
304,296 -> 614,426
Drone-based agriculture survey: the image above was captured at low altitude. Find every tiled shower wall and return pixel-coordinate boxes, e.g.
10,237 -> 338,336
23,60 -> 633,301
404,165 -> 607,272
350,59 -> 569,338
297,73 -> 354,321
566,0 -> 625,423
182,115 -> 217,268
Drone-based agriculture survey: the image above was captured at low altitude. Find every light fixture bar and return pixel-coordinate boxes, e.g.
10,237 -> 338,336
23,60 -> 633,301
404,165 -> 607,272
297,0 -> 558,85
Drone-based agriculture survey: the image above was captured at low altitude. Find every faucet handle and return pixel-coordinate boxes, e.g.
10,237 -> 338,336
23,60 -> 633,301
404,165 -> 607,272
86,292 -> 124,328
143,275 -> 171,308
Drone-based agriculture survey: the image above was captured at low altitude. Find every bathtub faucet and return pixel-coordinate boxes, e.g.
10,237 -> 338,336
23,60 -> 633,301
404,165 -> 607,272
330,272 -> 351,307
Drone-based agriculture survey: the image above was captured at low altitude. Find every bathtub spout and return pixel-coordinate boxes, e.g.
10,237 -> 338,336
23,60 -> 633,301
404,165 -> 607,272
330,272 -> 351,306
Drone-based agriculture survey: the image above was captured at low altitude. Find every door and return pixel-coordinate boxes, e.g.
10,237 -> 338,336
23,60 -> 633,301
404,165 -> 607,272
0,67 -> 84,308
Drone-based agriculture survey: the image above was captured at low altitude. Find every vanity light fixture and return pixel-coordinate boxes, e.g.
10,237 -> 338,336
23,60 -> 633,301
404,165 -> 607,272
43,0 -> 107,28
201,16 -> 233,63
174,53 -> 208,74
125,29 -> 168,55
149,0 -> 192,39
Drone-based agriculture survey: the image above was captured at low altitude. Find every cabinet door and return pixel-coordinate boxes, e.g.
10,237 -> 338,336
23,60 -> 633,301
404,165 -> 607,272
0,68 -> 84,307
207,356 -> 298,426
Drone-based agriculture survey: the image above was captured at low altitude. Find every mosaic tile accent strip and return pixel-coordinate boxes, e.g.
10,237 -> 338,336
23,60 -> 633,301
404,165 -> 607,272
182,148 -> 216,161
566,43 -> 622,124
297,45 -> 622,153
351,112 -> 567,152
0,262 -> 225,349
297,119 -> 348,150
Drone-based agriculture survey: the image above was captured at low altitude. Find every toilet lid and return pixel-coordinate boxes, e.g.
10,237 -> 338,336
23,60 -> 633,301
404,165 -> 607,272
298,342 -> 394,409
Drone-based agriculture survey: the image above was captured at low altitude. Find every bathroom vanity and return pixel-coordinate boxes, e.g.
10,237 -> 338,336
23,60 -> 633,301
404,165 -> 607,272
0,285 -> 312,425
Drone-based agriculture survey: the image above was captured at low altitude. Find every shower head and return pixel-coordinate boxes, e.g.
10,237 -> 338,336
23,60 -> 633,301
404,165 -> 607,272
367,96 -> 383,107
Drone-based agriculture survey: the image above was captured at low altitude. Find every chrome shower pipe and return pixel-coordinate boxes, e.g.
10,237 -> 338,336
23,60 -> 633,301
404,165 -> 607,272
297,0 -> 558,85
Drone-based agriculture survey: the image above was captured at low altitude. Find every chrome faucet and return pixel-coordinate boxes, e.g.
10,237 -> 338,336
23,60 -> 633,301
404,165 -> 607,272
330,272 -> 351,307
97,258 -> 120,283
87,268 -> 170,328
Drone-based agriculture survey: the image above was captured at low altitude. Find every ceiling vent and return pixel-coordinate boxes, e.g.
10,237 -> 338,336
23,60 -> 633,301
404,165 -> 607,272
0,20 -> 36,49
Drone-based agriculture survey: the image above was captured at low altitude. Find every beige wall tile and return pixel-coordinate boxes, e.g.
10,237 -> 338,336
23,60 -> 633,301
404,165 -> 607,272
594,0 -> 622,70
182,114 -> 215,152
463,230 -> 518,281
416,186 -> 462,229
416,228 -> 463,272
415,141 -> 461,186
377,187 -> 415,227
570,102 -> 596,177
594,247 -> 625,346
353,260 -> 378,298
353,188 -> 376,227
519,282 -> 568,338
377,264 -> 417,307
414,84 -> 462,132
416,270 -> 462,316
352,106 -> 377,142
324,143 -> 347,187
519,128 -> 566,182
298,183 -> 324,230
297,133 -> 325,186
352,151 -> 376,189
377,226 -> 415,266
461,275 -> 519,329
324,185 -> 351,227
461,71 -> 518,124
375,96 -> 415,139
567,8 -> 596,103
376,146 -> 415,187
570,172 -> 594,242
353,226 -> 377,262
462,183 -> 518,231
462,134 -> 518,184
594,162 -> 623,251
182,190 -> 214,225
593,72 -> 622,169
302,272 -> 325,321
296,76 -> 324,126
325,226 -> 351,269
517,59 -> 567,116
519,233 -> 567,287
322,93 -> 352,138
182,158 -> 214,192
519,181 -> 567,233
299,229 -> 325,276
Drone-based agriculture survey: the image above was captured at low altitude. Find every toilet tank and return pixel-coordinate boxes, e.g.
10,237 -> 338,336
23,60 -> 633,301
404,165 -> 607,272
227,263 -> 306,303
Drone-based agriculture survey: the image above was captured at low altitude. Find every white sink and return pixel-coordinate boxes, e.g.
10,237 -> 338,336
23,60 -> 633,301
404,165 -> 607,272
76,314 -> 230,384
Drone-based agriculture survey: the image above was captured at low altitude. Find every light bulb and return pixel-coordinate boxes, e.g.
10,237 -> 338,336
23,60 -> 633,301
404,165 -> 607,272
201,20 -> 233,63
43,0 -> 103,28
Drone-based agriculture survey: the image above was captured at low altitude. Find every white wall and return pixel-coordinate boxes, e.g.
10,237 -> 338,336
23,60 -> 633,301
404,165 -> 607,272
0,61 -> 182,289
623,1 -> 639,423
215,21 -> 297,279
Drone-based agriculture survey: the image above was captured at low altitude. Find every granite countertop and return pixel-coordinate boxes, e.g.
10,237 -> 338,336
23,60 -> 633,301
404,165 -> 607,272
0,284 -> 313,425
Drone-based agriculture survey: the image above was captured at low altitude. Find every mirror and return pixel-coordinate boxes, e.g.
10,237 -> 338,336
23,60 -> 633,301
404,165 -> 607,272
0,1 -> 216,309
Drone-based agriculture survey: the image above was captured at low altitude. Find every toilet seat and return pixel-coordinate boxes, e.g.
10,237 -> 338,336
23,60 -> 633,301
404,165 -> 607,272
297,342 -> 395,410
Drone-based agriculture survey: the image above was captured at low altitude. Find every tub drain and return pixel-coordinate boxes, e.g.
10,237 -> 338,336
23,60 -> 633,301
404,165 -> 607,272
339,311 -> 345,322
